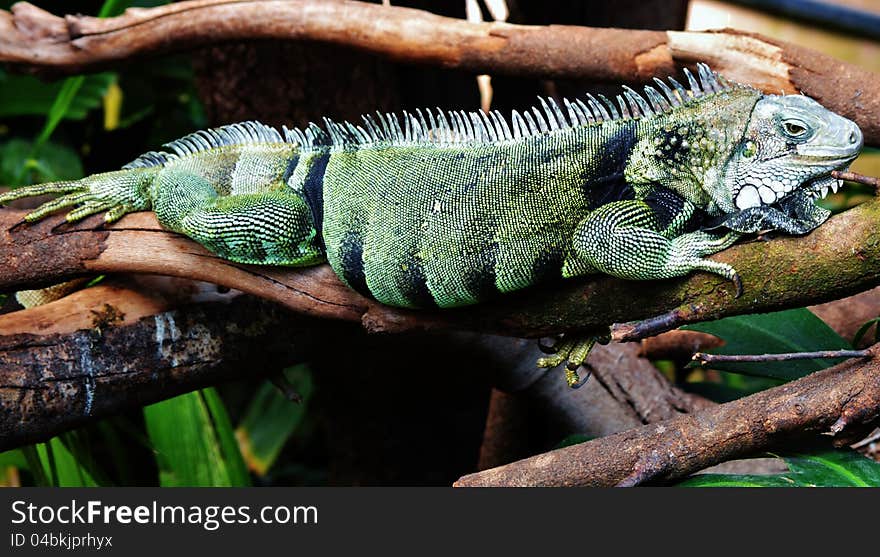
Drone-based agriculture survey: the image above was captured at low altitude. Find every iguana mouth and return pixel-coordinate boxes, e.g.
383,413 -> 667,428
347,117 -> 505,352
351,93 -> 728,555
732,169 -> 844,210
802,172 -> 844,201
774,163 -> 850,209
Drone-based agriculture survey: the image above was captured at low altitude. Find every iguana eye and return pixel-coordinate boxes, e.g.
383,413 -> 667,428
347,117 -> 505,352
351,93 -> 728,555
783,120 -> 808,137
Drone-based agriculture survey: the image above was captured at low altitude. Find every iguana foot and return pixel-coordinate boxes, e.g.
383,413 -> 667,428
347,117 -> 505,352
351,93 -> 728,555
0,169 -> 153,224
537,335 -> 600,388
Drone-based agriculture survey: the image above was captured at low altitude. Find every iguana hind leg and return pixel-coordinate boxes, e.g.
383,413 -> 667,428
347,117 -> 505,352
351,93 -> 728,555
152,169 -> 324,266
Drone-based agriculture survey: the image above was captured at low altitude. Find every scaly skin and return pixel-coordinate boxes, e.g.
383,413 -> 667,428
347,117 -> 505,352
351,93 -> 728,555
0,64 -> 863,384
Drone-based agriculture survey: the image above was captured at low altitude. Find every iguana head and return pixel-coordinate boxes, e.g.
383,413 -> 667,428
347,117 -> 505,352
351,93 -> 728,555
719,94 -> 863,232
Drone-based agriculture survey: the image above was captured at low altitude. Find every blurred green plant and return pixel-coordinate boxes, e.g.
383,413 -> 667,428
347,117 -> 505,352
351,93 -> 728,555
0,139 -> 83,185
145,388 -> 251,487
236,366 -> 314,477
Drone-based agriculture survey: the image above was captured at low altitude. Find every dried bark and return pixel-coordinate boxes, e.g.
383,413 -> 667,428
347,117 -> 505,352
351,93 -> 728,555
477,390 -> 537,471
639,330 -> 724,363
811,287 -> 880,347
454,345 -> 880,487
0,0 -> 878,146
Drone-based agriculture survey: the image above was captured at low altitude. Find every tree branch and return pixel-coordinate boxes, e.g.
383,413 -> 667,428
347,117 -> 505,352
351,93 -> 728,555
1,0 -> 878,145
454,345 -> 880,487
2,194 -> 880,339
0,277 -> 323,451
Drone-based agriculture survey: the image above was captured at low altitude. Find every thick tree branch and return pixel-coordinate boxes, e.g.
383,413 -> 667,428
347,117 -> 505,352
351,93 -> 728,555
454,345 -> 880,487
2,280 -> 706,451
0,280 -> 722,455
0,0 -> 878,145
2,196 -> 880,338
0,278 -> 323,451
640,286 -> 880,362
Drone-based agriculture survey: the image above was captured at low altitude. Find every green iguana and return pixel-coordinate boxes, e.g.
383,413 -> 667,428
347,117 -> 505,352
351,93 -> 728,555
0,64 -> 863,385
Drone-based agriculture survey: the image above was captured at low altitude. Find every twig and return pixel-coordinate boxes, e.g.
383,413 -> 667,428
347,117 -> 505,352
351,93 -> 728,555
833,170 -> 880,189
611,309 -> 690,343
692,349 -> 871,365
850,428 -> 880,449
639,330 -> 724,362
1,0 -> 879,145
454,345 -> 880,487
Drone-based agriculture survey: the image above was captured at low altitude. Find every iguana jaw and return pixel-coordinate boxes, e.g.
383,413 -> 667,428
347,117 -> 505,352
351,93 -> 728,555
803,172 -> 844,201
732,153 -> 857,210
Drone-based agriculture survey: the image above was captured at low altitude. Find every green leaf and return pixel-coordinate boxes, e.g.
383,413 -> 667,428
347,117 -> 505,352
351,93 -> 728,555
783,450 -> 880,487
0,139 -> 83,186
677,474 -> 795,487
679,381 -> 756,403
554,433 -> 593,449
236,366 -> 314,476
677,449 -> 880,487
34,438 -> 99,487
852,318 -> 880,347
202,387 -> 251,486
55,430 -> 112,486
36,76 -> 87,145
0,73 -> 115,121
144,389 -> 250,486
98,0 -> 134,17
684,308 -> 850,380
19,446 -> 49,486
0,449 -> 28,469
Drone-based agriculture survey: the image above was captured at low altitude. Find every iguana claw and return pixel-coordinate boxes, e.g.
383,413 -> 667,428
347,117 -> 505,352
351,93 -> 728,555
536,335 -> 598,388
731,272 -> 743,298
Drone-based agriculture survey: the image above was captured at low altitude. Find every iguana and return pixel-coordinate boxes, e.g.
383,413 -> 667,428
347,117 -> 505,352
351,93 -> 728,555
0,64 -> 863,385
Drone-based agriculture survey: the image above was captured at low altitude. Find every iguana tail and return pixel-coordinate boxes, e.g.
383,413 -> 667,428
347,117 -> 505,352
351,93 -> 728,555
0,166 -> 157,224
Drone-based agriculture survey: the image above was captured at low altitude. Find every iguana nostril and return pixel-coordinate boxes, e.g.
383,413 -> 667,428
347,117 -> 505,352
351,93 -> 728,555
849,131 -> 858,144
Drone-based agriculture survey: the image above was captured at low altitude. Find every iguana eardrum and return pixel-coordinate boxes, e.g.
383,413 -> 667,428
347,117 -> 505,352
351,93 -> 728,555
0,64 -> 863,385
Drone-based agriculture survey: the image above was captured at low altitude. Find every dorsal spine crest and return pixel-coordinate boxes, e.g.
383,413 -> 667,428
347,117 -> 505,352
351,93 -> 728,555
127,63 -> 737,162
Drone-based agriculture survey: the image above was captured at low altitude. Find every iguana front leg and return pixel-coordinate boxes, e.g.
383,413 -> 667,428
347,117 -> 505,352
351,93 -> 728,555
543,192 -> 741,387
566,196 -> 742,290
706,189 -> 832,236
